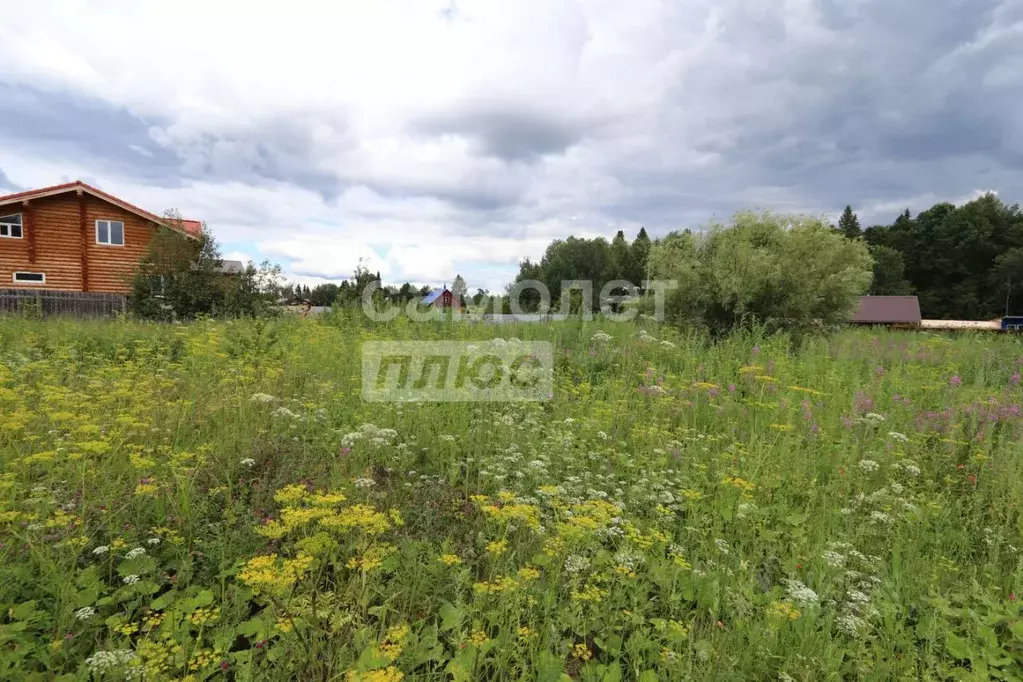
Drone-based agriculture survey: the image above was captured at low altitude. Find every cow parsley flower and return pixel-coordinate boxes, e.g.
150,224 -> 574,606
857,459 -> 880,473
783,579 -> 820,607
86,649 -> 141,676
822,551 -> 846,567
125,547 -> 146,559
240,458 -> 256,467
250,393 -> 277,403
836,613 -> 868,636
74,606 -> 96,621
123,574 -> 141,585
564,555 -> 591,573
869,511 -> 893,524
92,545 -> 110,556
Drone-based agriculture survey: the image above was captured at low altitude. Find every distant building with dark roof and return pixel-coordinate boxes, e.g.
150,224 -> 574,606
850,295 -> 922,326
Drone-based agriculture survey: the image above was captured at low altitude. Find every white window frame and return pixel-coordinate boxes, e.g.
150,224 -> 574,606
0,212 -> 23,239
13,271 -> 45,284
95,219 -> 125,246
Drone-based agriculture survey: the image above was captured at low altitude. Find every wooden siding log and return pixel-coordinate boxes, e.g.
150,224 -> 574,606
24,201 -> 36,264
78,190 -> 89,291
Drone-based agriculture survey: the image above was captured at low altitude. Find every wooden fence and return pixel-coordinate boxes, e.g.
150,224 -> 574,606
0,288 -> 127,317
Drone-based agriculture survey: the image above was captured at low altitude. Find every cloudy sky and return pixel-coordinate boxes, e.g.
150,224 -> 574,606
1,1 -> 1021,291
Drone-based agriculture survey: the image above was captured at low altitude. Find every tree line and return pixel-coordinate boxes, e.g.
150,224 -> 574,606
508,194 -> 1023,326
838,193 -> 1023,319
511,228 -> 652,312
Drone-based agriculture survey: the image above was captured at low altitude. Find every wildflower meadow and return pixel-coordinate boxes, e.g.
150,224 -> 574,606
1,314 -> 1022,680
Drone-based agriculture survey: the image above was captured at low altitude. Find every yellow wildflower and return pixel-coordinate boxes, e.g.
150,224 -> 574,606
189,607 -> 220,626
572,643 -> 592,661
767,600 -> 801,621
485,539 -> 508,556
439,554 -> 463,566
517,566 -> 541,581
472,576 -> 518,594
309,491 -> 347,507
274,484 -> 310,505
345,667 -> 404,682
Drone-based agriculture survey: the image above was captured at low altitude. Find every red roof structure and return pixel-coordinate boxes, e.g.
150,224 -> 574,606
850,296 -> 922,324
0,181 -> 200,238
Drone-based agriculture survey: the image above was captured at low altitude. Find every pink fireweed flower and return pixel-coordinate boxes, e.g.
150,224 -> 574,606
1012,373 -> 1021,385
949,375 -> 962,387
728,383 -> 736,393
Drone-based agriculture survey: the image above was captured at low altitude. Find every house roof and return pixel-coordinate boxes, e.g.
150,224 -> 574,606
850,295 -> 922,324
0,180 -> 201,239
218,260 -> 245,274
422,288 -> 447,305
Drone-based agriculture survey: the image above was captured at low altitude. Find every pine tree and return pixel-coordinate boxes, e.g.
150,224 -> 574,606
838,206 -> 861,239
629,227 -> 652,288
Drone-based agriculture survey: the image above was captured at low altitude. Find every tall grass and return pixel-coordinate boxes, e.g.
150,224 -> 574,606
0,316 -> 1021,680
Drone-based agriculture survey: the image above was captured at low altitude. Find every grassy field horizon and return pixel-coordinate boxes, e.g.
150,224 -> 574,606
1,314 -> 1022,680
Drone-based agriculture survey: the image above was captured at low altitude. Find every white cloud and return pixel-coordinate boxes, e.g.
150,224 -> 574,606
1,0 -> 1020,289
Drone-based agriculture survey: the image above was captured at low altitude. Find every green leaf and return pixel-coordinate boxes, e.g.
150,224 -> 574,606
601,664 -> 623,682
150,590 -> 177,610
637,671 -> 660,682
946,633 -> 974,661
356,644 -> 391,671
438,601 -> 462,632
10,601 -> 38,621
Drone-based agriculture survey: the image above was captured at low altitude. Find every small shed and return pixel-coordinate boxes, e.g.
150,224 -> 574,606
850,296 -> 922,326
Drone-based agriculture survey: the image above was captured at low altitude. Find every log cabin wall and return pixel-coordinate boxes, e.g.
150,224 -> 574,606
0,191 -> 159,293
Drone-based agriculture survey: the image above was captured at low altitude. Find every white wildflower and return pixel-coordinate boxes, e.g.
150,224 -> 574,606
125,547 -> 146,559
354,477 -> 376,488
146,537 -> 161,546
714,538 -> 730,555
857,459 -> 880,473
783,579 -> 820,607
869,511 -> 892,524
240,458 -> 256,467
822,551 -> 846,567
249,393 -> 277,403
591,331 -> 613,343
74,606 -> 96,621
92,545 -> 110,556
660,340 -> 677,349
564,555 -> 591,573
887,431 -> 908,442
272,406 -> 300,419
86,649 -> 141,675
123,574 -> 141,585
836,613 -> 868,636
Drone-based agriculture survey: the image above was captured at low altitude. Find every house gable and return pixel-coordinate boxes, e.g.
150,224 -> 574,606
0,181 -> 202,293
